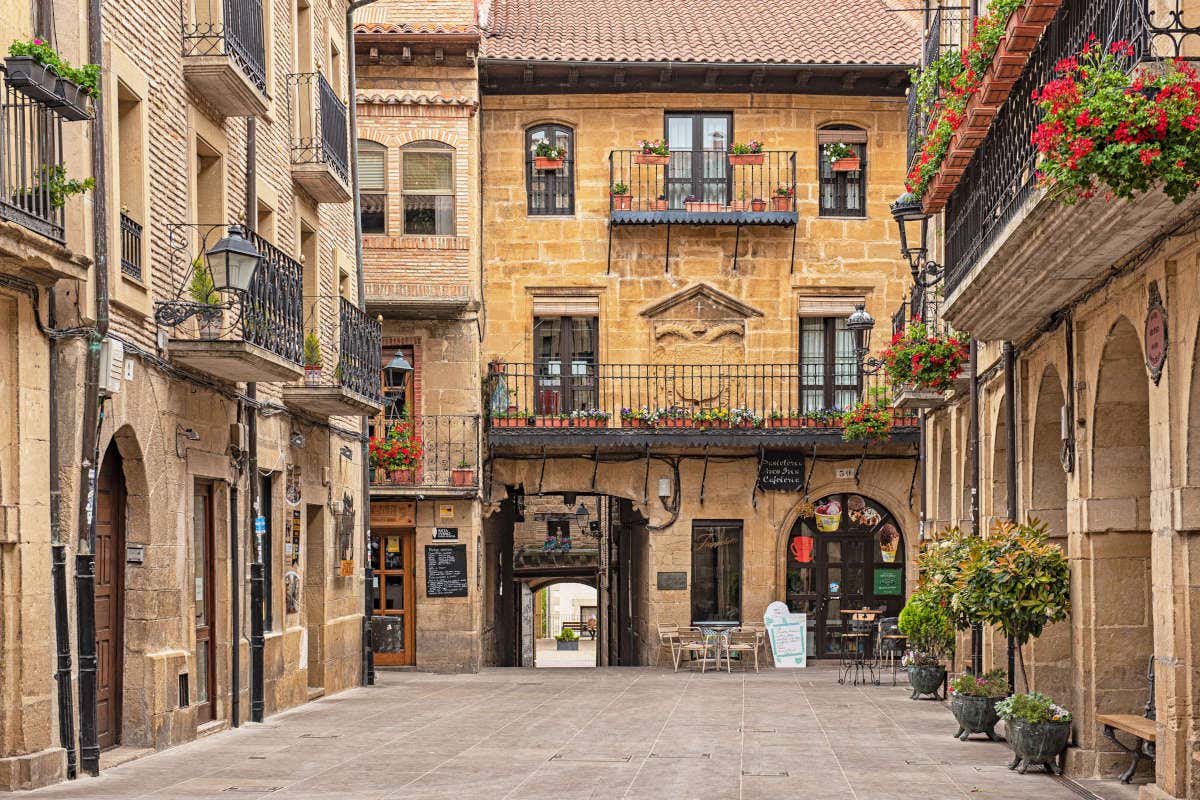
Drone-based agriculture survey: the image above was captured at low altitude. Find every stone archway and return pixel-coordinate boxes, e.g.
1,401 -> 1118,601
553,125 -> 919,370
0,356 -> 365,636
1074,317 -> 1153,778
1026,365 -> 1071,701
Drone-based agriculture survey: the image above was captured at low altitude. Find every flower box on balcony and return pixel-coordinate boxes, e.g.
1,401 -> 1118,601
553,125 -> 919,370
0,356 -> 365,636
634,153 -> 670,166
570,418 -> 607,428
831,156 -> 861,173
534,156 -> 564,171
893,385 -> 949,411
684,200 -> 723,212
390,468 -> 416,484
728,153 -> 765,166
5,56 -> 61,104
450,467 -> 476,487
768,417 -> 804,428
534,415 -> 568,427
493,415 -> 530,428
621,418 -> 650,429
770,195 -> 791,211
658,417 -> 695,428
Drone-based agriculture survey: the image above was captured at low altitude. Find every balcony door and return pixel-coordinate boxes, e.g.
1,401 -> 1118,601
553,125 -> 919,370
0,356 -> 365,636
664,113 -> 731,209
533,311 -> 597,415
799,317 -> 861,414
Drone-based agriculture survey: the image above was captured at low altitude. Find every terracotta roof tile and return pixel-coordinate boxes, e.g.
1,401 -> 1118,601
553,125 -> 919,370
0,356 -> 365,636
354,22 -> 480,35
482,0 -> 919,66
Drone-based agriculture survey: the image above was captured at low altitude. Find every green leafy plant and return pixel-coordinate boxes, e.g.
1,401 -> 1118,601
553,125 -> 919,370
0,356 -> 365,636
996,692 -> 1072,724
636,138 -> 670,156
898,589 -> 955,663
303,331 -> 322,368
773,185 -> 793,198
916,527 -> 983,630
188,258 -> 220,305
556,625 -> 578,642
1032,40 -> 1200,204
611,182 -> 629,195
456,458 -> 472,469
882,319 -> 969,390
368,422 -> 423,470
822,141 -> 855,162
16,164 -> 94,210
841,402 -> 891,442
534,140 -> 566,159
958,519 -> 1070,689
8,38 -> 100,97
950,668 -> 1009,699
729,140 -> 763,154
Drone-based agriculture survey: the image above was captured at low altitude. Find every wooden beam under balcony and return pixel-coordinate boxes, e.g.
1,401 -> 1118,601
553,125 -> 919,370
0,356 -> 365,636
169,339 -> 304,383
282,384 -> 383,418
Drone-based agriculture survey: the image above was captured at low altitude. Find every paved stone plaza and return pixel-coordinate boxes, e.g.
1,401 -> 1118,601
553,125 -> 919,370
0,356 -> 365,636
23,663 -> 1138,800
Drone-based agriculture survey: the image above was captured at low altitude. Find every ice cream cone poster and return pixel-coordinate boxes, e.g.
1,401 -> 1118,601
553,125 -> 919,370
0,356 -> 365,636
878,523 -> 900,563
814,498 -> 842,532
847,494 -> 882,528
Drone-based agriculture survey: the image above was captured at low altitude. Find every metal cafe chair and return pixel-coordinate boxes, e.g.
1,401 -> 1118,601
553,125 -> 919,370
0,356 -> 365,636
876,617 -> 907,686
674,627 -> 717,672
839,610 -> 879,686
655,622 -> 680,667
725,628 -> 762,673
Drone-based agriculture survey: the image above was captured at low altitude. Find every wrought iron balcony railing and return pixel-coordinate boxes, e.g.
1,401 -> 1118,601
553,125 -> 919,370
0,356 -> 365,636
607,150 -> 798,223
243,230 -> 303,364
0,75 -> 65,242
120,212 -> 143,280
287,71 -> 349,183
182,0 -> 267,95
337,297 -> 382,402
909,5 -> 971,166
943,0 -> 1200,298
370,414 -> 481,490
486,362 -> 917,431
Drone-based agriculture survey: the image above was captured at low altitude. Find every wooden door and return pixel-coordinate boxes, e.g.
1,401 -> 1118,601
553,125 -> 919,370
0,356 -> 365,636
370,529 -> 415,666
192,482 -> 216,723
95,446 -> 125,750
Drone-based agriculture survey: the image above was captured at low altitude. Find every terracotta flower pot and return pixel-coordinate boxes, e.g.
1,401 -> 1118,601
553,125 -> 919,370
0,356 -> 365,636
770,195 -> 790,211
832,156 -> 861,172
729,201 -> 748,212
634,153 -> 670,166
534,156 -> 564,170
728,153 -> 765,166
535,416 -> 567,427
652,198 -> 668,211
612,194 -> 632,210
390,468 -> 415,484
304,366 -> 321,387
750,199 -> 766,212
450,468 -> 476,487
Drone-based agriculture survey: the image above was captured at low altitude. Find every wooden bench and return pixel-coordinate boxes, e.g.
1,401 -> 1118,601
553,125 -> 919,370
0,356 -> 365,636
1098,656 -> 1156,784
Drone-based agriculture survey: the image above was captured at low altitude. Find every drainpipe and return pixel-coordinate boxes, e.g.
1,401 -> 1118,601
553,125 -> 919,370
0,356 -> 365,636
48,285 -> 77,779
967,339 -> 982,674
1003,341 -> 1018,692
75,0 -> 111,772
346,0 -> 379,687
239,116 -> 258,729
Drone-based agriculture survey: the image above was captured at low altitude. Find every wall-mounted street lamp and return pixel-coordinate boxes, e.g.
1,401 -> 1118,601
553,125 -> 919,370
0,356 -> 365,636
890,193 -> 945,289
845,303 -> 885,376
154,224 -> 263,327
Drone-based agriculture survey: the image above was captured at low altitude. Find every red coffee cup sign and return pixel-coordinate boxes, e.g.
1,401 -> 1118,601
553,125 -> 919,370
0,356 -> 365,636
790,536 -> 813,564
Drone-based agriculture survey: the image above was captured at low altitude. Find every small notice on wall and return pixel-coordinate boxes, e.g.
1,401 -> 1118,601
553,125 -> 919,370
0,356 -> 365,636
873,568 -> 903,596
764,600 -> 807,668
425,544 -> 468,598
288,509 -> 301,567
433,527 -> 459,541
756,452 -> 806,492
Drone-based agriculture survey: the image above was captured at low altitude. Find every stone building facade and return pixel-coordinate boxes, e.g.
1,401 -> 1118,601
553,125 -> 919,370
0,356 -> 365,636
0,0 -> 378,786
909,0 -> 1200,797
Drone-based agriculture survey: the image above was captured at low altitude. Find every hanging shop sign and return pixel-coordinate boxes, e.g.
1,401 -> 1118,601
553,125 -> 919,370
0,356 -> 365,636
756,451 -> 806,493
425,544 -> 468,598
372,501 -> 415,527
433,527 -> 459,541
1145,282 -> 1168,385
873,568 -> 903,596
763,600 -> 807,668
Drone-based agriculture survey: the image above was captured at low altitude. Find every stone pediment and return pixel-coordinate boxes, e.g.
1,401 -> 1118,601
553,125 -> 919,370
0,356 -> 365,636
639,283 -> 763,321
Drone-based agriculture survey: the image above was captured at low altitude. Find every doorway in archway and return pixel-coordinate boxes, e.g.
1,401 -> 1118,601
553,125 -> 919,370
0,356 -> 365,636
784,492 -> 906,658
532,581 -> 598,667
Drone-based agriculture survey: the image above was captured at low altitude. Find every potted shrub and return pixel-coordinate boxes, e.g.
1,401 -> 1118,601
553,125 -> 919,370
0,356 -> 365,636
610,182 -> 632,210
841,402 -> 892,442
883,319 -> 968,405
728,140 -> 765,166
620,407 -> 653,428
302,331 -> 322,386
750,197 -> 766,212
533,140 -> 566,170
997,692 -> 1072,775
898,590 -> 954,700
730,191 -> 749,212
534,413 -> 569,428
634,139 -> 671,166
7,39 -> 98,119
450,459 -> 476,487
949,669 -> 1008,741
730,408 -> 762,429
653,194 -> 668,211
824,141 -> 860,172
189,258 -> 223,340
492,410 -> 531,427
568,409 -> 610,428
771,185 -> 793,211
556,625 -> 580,651
386,422 -> 422,483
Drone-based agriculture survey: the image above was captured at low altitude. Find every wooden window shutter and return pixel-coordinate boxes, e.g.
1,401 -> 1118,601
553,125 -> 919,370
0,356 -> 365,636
532,296 -> 600,317
818,129 -> 868,145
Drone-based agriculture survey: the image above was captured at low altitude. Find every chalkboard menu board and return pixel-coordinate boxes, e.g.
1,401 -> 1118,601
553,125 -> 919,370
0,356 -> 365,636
756,451 -> 806,492
425,544 -> 468,598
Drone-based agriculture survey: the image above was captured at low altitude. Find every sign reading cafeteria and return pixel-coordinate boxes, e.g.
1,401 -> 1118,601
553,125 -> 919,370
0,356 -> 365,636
764,601 -> 807,668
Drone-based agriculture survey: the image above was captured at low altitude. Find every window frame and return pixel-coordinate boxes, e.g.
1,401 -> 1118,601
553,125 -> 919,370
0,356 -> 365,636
799,316 -> 862,412
358,138 -> 387,235
532,314 -> 598,414
525,123 -> 575,216
690,520 -> 744,624
400,140 -> 456,236
663,112 -> 733,207
818,125 -> 868,218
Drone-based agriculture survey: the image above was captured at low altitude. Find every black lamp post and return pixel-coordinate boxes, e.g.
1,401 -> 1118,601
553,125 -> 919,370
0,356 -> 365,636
154,224 -> 263,326
890,193 -> 944,289
383,350 -> 413,418
846,303 -> 884,375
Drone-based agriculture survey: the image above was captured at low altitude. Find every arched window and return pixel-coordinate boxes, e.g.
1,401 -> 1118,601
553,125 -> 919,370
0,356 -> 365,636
818,125 -> 867,217
401,140 -> 455,235
358,139 -> 387,234
526,123 -> 574,216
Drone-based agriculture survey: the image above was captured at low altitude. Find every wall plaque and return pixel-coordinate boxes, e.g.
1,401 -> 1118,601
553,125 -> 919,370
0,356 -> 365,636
433,527 -> 459,540
873,568 -> 903,596
373,501 -> 416,527
1145,281 -> 1168,385
756,451 -> 806,492
656,571 -> 687,590
125,544 -> 145,564
425,544 -> 468,598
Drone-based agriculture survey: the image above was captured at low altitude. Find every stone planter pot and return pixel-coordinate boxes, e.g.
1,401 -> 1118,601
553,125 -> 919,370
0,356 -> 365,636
1005,719 -> 1070,775
556,639 -> 580,651
951,694 -> 1003,741
908,664 -> 946,700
